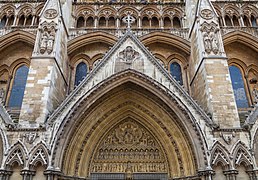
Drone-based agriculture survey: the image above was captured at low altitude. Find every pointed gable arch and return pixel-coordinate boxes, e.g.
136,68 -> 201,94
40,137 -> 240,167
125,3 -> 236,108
48,31 -> 215,178
231,141 -> 253,169
28,142 -> 49,169
5,141 -> 27,168
210,141 -> 230,169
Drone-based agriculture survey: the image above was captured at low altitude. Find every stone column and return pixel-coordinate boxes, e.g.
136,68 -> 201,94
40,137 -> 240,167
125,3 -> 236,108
223,170 -> 238,180
21,169 -> 35,180
44,169 -> 62,180
198,169 -> 215,180
246,170 -> 258,180
0,169 -> 12,180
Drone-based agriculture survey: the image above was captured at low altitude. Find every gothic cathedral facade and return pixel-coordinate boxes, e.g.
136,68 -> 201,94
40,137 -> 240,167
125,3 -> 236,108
0,0 -> 257,179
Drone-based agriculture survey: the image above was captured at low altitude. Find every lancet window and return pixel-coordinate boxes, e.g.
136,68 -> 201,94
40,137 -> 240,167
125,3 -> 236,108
8,65 -> 29,108
170,62 -> 183,86
229,65 -> 249,108
74,62 -> 88,87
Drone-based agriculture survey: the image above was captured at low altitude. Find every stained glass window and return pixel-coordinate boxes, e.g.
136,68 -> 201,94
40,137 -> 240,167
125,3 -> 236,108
170,62 -> 183,85
9,65 -> 29,108
229,65 -> 249,108
75,62 -> 87,87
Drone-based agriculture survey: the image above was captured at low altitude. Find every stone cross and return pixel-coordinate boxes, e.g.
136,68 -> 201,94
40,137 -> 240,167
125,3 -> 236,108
122,14 -> 135,29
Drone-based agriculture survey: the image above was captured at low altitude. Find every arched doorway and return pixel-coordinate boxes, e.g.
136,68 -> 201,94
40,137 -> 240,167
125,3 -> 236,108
50,71 -> 208,179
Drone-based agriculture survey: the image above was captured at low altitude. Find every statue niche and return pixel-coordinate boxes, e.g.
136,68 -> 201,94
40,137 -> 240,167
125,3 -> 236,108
90,119 -> 167,174
115,46 -> 144,73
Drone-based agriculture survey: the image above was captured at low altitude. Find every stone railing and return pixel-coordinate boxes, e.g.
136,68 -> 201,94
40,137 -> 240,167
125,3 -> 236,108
69,28 -> 189,40
0,26 -> 38,37
221,26 -> 258,38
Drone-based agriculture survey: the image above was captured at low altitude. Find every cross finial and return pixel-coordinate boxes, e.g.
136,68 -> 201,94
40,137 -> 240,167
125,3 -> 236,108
122,14 -> 135,30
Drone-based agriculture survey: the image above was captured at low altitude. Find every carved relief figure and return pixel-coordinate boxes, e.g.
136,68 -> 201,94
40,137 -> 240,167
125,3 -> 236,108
91,119 -> 167,173
115,46 -> 144,72
39,22 -> 57,54
200,22 -> 220,55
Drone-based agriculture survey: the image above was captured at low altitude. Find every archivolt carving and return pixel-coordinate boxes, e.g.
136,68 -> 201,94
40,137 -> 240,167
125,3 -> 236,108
90,119 -> 167,173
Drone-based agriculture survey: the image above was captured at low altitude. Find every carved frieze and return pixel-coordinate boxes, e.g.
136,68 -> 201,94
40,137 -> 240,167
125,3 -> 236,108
91,119 -> 167,173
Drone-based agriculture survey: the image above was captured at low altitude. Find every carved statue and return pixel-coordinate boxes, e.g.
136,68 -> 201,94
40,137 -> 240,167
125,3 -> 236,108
201,22 -> 220,55
39,21 -> 56,54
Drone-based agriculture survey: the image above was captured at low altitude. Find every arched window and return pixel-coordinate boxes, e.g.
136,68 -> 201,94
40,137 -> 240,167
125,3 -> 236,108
0,15 -> 7,28
7,15 -> 14,26
86,16 -> 94,27
225,15 -> 232,26
170,62 -> 183,85
173,17 -> 181,28
108,17 -> 115,27
151,17 -> 159,28
8,65 -> 29,108
142,17 -> 149,28
229,65 -> 249,108
25,15 -> 33,26
243,15 -> 250,27
74,62 -> 87,87
232,15 -> 239,26
77,16 -> 85,28
164,17 -> 171,28
99,17 -> 106,27
18,15 -> 25,26
251,15 -> 257,27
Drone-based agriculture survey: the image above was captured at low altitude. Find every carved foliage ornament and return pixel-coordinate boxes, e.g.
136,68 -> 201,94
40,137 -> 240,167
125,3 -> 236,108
39,21 -> 57,54
200,22 -> 220,54
91,120 -> 167,173
200,9 -> 214,20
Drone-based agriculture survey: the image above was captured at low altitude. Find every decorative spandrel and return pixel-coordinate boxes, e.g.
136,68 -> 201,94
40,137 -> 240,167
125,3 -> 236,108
90,120 -> 167,173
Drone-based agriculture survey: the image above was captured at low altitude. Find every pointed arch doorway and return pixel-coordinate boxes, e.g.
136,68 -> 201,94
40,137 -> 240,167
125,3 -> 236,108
52,71 -> 208,180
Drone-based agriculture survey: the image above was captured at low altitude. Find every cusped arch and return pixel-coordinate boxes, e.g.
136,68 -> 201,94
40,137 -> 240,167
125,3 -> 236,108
0,30 -> 35,52
49,70 -> 209,178
68,32 -> 117,54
